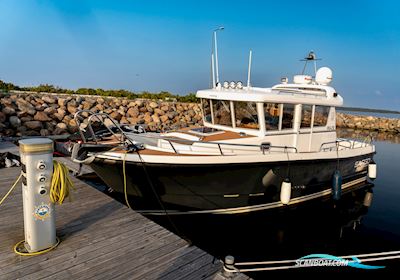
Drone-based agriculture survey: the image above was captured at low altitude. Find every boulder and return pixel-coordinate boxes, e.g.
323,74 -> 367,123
160,115 -> 169,123
20,116 -> 33,122
2,106 -> 15,115
82,100 -> 95,110
58,98 -> 67,107
127,117 -> 139,124
56,123 -> 68,130
154,108 -> 165,115
144,114 -> 152,123
149,101 -> 158,108
67,100 -> 78,114
16,99 -> 36,115
110,111 -> 122,121
24,121 -> 42,130
152,114 -> 160,123
42,96 -> 56,104
127,107 -> 139,118
160,105 -> 169,112
127,102 -> 136,108
34,111 -> 52,122
135,100 -> 144,107
44,107 -> 56,115
95,104 -> 104,111
40,129 -> 50,136
103,118 -> 114,127
9,116 -> 21,128
120,117 -> 129,124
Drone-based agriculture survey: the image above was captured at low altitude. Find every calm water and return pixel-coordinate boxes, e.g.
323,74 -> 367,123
82,128 -> 400,276
338,110 -> 400,119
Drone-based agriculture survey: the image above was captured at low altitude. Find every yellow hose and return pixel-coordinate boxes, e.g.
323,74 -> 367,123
0,173 -> 22,207
14,237 -> 61,256
50,160 -> 75,204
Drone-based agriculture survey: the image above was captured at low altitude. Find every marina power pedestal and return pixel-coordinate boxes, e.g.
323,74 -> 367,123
19,138 -> 56,252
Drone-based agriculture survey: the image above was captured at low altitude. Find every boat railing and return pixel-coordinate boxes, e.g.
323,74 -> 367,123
127,133 -> 298,155
319,137 -> 372,152
74,110 -> 133,145
73,110 -> 297,155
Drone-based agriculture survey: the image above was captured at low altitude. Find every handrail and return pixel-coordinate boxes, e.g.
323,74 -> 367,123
74,110 -> 96,142
319,138 -> 371,152
126,132 -> 298,155
74,110 -> 133,145
87,113 -> 126,144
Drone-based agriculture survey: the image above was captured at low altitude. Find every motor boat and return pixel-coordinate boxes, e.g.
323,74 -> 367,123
70,47 -> 376,216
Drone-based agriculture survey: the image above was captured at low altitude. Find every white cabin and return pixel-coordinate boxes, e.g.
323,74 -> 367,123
196,81 -> 343,153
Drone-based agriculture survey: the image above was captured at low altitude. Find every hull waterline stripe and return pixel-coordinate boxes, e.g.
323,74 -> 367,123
136,176 -> 368,215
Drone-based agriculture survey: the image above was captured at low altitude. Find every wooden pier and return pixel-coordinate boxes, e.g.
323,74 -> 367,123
0,151 -> 250,279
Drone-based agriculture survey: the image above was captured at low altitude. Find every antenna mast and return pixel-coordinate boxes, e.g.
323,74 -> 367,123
247,50 -> 252,89
211,53 -> 215,87
212,27 -> 224,88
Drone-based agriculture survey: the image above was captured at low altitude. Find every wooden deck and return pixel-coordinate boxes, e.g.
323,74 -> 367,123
0,163 -> 249,279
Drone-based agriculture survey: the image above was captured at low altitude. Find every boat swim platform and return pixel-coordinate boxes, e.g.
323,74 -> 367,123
0,165 -> 250,280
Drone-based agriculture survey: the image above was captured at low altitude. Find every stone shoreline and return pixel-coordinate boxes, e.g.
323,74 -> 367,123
0,92 -> 399,137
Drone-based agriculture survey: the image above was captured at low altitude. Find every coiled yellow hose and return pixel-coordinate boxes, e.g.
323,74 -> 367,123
50,160 -> 75,204
14,237 -> 61,256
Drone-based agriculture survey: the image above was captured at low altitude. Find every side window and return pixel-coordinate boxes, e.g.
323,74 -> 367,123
282,104 -> 295,129
301,105 -> 313,128
201,99 -> 212,123
212,100 -> 232,126
314,106 -> 329,127
233,101 -> 259,129
264,103 -> 280,130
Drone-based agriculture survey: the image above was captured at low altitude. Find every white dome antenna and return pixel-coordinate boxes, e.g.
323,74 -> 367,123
315,67 -> 333,85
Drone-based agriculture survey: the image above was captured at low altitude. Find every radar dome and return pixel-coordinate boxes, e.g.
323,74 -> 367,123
315,67 -> 333,85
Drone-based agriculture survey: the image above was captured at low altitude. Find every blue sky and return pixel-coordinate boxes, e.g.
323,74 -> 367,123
0,0 -> 399,110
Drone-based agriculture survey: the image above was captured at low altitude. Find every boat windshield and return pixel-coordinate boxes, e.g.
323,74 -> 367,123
213,100 -> 232,126
264,103 -> 280,130
233,101 -> 259,129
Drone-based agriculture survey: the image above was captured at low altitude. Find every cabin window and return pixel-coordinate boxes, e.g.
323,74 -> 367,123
201,99 -> 212,123
233,101 -> 259,129
281,104 -> 295,129
212,100 -> 232,126
264,103 -> 280,130
301,105 -> 313,128
314,106 -> 329,127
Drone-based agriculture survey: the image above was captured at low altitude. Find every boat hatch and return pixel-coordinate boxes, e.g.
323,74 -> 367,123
188,127 -> 225,136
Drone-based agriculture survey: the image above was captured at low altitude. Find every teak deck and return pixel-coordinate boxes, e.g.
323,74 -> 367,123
0,162 -> 249,279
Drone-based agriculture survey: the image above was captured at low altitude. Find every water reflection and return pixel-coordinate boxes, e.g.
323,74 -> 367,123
152,183 -> 377,263
338,128 -> 400,144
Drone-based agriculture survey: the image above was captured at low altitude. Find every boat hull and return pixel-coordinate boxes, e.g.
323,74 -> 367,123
89,153 -> 374,215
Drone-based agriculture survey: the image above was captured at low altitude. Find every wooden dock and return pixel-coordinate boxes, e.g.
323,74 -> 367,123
0,162 -> 249,279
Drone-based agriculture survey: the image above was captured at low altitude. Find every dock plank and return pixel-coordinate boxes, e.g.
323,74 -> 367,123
0,166 -> 249,280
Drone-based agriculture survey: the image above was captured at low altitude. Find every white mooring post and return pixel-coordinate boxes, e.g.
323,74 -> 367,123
19,138 -> 56,252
